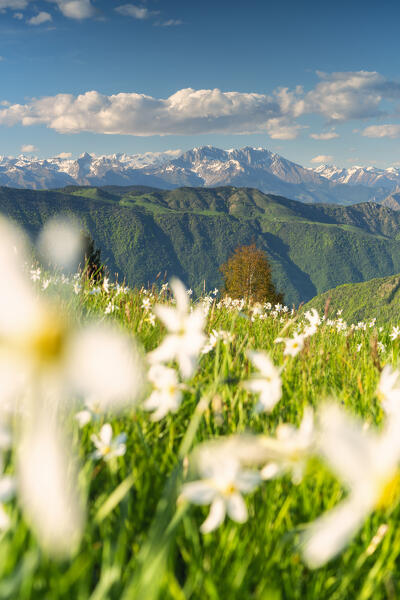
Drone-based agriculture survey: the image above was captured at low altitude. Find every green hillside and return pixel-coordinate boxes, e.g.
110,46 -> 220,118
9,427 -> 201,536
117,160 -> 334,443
303,272 -> 400,324
2,184 -> 400,305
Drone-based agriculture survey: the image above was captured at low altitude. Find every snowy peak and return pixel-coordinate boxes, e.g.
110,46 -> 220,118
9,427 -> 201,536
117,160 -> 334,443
314,163 -> 400,188
0,146 -> 398,206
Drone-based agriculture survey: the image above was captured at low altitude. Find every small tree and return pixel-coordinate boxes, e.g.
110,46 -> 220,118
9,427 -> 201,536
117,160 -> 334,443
220,243 -> 283,304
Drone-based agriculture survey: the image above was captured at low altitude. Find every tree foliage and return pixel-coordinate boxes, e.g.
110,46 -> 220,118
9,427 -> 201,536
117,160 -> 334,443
81,231 -> 105,282
220,243 -> 283,304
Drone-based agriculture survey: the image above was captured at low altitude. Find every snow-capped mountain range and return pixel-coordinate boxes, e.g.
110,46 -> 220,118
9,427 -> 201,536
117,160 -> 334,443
1,146 -> 399,205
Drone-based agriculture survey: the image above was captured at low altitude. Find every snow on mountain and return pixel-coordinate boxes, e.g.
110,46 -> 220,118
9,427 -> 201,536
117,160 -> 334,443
314,163 -> 400,189
0,146 -> 397,205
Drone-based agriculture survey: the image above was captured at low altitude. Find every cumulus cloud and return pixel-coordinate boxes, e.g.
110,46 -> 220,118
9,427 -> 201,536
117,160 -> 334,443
1,71 -> 400,140
265,118 -> 304,140
311,155 -> 333,164
28,11 -> 52,25
21,144 -> 38,153
13,12 -> 24,19
310,129 -> 339,140
304,71 -> 400,122
362,124 -> 400,138
0,88 -> 300,137
115,4 -> 154,19
46,0 -> 96,19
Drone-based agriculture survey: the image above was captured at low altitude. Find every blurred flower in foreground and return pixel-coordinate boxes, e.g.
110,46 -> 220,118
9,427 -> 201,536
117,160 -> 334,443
302,403 -> 400,568
144,363 -> 184,420
0,216 -> 144,556
37,217 -> 83,272
18,416 -> 84,558
148,278 -> 206,379
260,408 -> 315,484
377,365 -> 400,417
180,442 -> 260,533
91,424 -> 127,461
243,350 -> 282,413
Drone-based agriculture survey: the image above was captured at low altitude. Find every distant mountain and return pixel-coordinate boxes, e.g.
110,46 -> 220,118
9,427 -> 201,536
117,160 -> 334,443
314,163 -> 400,189
380,192 -> 400,211
3,184 -> 400,305
303,272 -> 400,324
0,146 -> 395,205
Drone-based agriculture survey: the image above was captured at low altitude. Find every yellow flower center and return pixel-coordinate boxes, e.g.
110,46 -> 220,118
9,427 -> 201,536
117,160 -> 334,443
101,445 -> 111,456
376,472 -> 400,510
223,483 -> 237,496
29,310 -> 67,365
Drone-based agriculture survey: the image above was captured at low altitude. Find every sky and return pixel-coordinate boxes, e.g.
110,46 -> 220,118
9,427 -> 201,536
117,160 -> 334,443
1,0 -> 400,167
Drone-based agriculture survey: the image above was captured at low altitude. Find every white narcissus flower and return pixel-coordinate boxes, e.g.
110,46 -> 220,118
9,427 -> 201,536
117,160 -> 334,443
148,278 -> 206,379
18,414 -> 85,558
390,326 -> 400,341
144,364 -> 184,421
67,323 -> 144,414
38,218 -> 83,272
275,333 -> 305,357
377,365 -> 400,417
259,408 -> 315,484
180,443 -> 260,533
302,403 -> 400,568
243,350 -> 282,413
91,424 -> 127,461
0,217 -> 144,556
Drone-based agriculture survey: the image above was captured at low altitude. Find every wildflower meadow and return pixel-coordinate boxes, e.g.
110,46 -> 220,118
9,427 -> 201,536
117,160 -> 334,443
2,216 -> 400,599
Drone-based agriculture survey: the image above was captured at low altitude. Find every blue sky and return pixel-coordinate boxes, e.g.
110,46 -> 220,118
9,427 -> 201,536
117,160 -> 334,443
1,0 -> 400,167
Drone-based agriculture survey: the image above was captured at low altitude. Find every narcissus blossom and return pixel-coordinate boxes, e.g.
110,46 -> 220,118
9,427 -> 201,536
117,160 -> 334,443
181,442 -> 260,533
243,350 -> 282,413
302,403 -> 400,568
148,278 -> 206,379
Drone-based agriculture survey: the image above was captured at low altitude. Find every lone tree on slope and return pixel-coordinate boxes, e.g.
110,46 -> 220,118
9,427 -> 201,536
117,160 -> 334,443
219,243 -> 283,304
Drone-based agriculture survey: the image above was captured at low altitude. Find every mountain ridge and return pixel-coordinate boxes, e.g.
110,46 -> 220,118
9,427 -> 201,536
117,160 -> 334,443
0,146 -> 397,205
3,184 -> 400,305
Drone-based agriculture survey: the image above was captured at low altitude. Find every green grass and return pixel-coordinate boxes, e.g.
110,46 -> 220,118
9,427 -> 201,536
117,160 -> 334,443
2,271 -> 400,599
304,272 -> 400,324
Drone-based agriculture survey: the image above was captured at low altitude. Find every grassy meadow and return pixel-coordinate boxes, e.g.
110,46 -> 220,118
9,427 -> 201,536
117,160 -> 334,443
2,247 -> 400,600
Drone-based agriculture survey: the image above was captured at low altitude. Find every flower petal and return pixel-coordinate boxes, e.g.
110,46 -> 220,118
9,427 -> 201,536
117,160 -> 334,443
200,496 -> 226,533
227,493 -> 248,523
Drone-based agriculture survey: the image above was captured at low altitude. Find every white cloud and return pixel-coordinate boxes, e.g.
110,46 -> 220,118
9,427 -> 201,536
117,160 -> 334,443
304,71 -> 400,122
310,129 -> 339,140
46,0 -> 96,19
55,152 -> 72,158
0,88 -> 299,137
1,71 -> 400,140
311,155 -> 333,164
0,0 -> 29,9
362,124 -> 400,138
13,12 -> 24,19
115,4 -> 154,19
28,11 -> 52,25
21,144 -> 38,153
0,57 -> 4,62
265,118 -> 304,140
159,19 -> 183,26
